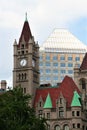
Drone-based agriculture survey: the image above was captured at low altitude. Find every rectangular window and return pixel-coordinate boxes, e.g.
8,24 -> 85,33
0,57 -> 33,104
54,76 -> 58,80
68,70 -> 73,74
53,63 -> 58,67
53,69 -> 58,73
40,56 -> 43,60
46,69 -> 51,73
72,111 -> 75,116
24,88 -> 26,93
75,57 -> 80,61
53,56 -> 58,60
77,111 -> 80,116
59,111 -> 64,117
46,77 -> 51,80
46,56 -> 50,60
68,63 -> 73,67
39,62 -> 43,66
60,56 -> 65,60
61,70 -> 66,74
68,57 -> 72,61
46,62 -> 50,66
60,63 -> 65,67
47,113 -> 50,119
72,124 -> 75,128
77,123 -> 80,128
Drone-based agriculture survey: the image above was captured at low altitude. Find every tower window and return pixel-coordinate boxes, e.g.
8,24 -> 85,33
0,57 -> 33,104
77,111 -> 80,116
22,51 -> 24,55
82,80 -> 86,89
77,123 -> 80,128
72,111 -> 75,116
21,44 -> 24,49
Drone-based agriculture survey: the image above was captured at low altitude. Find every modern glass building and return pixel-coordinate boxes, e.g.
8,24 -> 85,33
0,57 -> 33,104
39,29 -> 87,86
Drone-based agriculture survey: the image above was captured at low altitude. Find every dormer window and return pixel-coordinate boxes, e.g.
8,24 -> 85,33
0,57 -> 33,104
60,98 -> 63,104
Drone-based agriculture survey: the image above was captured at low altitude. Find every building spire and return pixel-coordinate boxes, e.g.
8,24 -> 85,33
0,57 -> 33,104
25,12 -> 28,21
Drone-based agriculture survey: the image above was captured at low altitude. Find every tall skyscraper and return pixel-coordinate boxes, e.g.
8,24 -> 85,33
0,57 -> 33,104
39,29 -> 87,86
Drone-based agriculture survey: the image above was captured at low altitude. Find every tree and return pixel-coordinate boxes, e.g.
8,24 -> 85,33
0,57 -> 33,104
0,87 -> 47,130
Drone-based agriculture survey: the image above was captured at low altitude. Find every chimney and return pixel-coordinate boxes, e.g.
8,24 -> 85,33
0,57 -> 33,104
1,80 -> 7,90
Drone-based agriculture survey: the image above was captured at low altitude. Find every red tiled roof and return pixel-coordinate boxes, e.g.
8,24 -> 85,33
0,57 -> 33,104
18,20 -> 32,47
80,53 -> 87,70
33,76 -> 80,108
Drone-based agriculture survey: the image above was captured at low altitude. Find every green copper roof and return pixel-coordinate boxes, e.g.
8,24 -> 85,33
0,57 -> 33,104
71,91 -> 81,107
43,93 -> 52,108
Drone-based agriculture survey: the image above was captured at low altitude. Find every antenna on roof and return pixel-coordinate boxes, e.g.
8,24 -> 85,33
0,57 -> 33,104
25,12 -> 28,21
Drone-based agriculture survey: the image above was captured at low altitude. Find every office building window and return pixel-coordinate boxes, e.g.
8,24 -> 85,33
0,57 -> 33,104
53,63 -> 58,67
68,70 -> 73,74
46,56 -> 50,60
46,62 -> 51,66
60,63 -> 65,67
61,70 -> 66,74
68,63 -> 73,67
54,76 -> 58,80
75,57 -> 80,61
53,69 -> 58,73
40,69 -> 43,74
60,56 -> 65,60
40,56 -> 43,60
68,57 -> 72,61
40,76 -> 44,81
46,69 -> 51,73
46,77 -> 51,80
39,62 -> 43,66
53,56 -> 58,60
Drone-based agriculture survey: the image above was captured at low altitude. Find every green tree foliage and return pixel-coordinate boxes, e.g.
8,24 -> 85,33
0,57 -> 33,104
0,87 -> 47,130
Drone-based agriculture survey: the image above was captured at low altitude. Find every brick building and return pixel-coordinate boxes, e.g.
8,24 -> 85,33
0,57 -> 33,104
13,16 -> 87,130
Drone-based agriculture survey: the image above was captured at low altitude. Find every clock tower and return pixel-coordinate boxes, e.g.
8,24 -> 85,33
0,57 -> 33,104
13,15 -> 39,97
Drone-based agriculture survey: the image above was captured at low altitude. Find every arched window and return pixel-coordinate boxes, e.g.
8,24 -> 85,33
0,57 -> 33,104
54,125 -> 60,130
64,125 -> 69,130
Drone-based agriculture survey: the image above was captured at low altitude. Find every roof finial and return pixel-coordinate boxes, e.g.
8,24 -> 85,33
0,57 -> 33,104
25,12 -> 28,21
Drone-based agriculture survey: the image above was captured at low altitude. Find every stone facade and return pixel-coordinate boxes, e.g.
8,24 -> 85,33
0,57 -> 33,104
13,17 -> 87,130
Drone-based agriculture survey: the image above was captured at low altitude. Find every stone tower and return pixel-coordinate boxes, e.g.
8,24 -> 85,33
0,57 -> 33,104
13,15 -> 40,97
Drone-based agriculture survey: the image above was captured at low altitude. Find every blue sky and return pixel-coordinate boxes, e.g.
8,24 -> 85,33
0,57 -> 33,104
0,0 -> 87,87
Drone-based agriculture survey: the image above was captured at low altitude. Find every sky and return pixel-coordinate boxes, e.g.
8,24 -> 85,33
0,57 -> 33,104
0,0 -> 87,87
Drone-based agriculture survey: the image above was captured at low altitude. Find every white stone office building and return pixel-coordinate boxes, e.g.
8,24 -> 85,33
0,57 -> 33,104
39,29 -> 87,86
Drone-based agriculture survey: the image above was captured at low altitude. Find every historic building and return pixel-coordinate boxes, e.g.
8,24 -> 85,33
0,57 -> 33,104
13,16 -> 39,96
13,17 -> 87,130
39,29 -> 87,86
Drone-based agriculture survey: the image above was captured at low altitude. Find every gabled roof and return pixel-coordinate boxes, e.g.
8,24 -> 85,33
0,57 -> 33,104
43,93 -> 52,108
18,20 -> 32,47
80,53 -> 87,70
71,91 -> 81,107
33,76 -> 80,108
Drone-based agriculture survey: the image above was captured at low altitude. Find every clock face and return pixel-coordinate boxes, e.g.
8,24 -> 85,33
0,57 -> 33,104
20,59 -> 27,66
